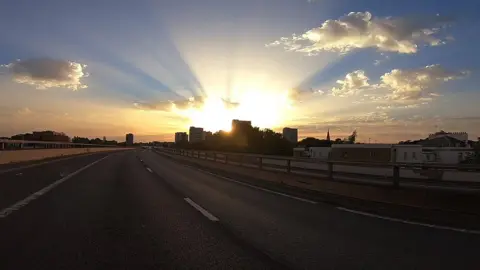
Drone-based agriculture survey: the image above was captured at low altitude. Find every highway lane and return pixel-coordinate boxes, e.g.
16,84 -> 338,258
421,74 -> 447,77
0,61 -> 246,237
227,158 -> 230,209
0,150 -> 279,269
139,149 -> 480,269
0,151 -> 117,211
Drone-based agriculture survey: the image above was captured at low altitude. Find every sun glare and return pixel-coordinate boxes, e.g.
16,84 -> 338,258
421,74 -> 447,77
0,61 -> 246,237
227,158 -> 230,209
173,89 -> 294,133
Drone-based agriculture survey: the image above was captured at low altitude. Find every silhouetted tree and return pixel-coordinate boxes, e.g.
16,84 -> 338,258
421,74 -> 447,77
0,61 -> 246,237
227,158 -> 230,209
346,130 -> 357,144
297,137 -> 332,147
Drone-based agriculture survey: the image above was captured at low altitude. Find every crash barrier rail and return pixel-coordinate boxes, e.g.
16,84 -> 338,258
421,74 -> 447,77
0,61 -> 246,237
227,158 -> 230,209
0,139 -> 122,151
157,147 -> 480,191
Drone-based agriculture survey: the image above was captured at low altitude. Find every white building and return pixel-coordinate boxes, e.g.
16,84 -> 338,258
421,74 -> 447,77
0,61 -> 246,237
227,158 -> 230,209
189,126 -> 204,143
428,131 -> 468,142
392,145 -> 423,163
293,147 -> 309,158
422,147 -> 475,164
308,147 -> 331,160
282,127 -> 298,144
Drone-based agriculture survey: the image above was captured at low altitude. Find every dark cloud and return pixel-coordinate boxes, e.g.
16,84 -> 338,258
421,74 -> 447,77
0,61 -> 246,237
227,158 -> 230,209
2,58 -> 88,90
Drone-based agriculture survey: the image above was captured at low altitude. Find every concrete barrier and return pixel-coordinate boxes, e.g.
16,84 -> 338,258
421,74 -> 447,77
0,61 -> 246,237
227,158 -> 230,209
0,148 -> 131,164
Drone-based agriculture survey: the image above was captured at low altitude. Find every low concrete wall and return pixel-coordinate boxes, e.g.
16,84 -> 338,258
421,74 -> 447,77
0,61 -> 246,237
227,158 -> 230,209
0,148 -> 130,164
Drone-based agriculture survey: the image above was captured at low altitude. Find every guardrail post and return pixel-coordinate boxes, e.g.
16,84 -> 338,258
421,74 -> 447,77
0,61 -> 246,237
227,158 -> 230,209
393,165 -> 400,188
327,162 -> 333,180
240,155 -> 244,166
225,154 -> 229,164
287,160 -> 291,173
258,157 -> 263,169
214,152 -> 217,162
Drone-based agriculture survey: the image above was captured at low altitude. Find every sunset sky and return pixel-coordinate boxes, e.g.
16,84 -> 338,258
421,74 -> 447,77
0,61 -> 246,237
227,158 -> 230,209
1,0 -> 479,143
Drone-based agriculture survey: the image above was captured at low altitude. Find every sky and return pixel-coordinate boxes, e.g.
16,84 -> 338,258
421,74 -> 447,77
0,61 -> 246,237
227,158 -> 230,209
1,0 -> 479,143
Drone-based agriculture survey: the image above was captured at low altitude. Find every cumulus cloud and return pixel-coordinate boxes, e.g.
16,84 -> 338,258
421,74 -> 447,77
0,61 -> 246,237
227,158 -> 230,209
1,58 -> 88,90
330,65 -> 468,102
267,11 -> 452,55
380,64 -> 469,100
331,70 -> 372,97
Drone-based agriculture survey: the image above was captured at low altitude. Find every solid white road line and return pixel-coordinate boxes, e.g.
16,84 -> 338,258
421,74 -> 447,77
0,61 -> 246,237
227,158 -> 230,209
194,167 -> 318,205
0,155 -> 110,219
184,198 -> 219,221
146,167 -> 153,173
337,207 -> 480,235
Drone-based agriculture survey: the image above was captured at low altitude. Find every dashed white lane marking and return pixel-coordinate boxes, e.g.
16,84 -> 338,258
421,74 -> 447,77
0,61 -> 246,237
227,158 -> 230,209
189,166 -> 317,205
146,167 -> 153,173
184,198 -> 219,221
0,155 -> 110,219
337,207 -> 480,235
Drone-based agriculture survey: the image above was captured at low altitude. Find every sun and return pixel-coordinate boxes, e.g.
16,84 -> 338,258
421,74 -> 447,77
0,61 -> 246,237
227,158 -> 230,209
173,89 -> 295,133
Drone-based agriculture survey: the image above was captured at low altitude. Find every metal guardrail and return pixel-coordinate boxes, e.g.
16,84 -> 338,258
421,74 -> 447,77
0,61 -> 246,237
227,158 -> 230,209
0,139 -> 120,150
157,147 -> 480,190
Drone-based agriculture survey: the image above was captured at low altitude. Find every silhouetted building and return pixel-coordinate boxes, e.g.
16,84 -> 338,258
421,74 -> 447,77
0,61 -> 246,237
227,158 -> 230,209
189,127 -> 204,143
175,132 -> 188,143
203,131 -> 213,141
231,119 -> 252,134
282,127 -> 298,143
12,131 -> 70,142
126,133 -> 134,146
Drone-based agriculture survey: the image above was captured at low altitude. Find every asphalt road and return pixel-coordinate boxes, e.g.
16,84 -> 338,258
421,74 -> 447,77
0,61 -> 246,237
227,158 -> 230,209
1,149 -> 479,269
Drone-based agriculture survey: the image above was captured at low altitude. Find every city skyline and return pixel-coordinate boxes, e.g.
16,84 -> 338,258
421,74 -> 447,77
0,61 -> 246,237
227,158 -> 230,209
1,0 -> 479,143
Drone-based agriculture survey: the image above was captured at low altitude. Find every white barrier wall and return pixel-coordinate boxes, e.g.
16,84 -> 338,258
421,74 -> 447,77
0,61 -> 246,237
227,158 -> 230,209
0,148 -> 129,164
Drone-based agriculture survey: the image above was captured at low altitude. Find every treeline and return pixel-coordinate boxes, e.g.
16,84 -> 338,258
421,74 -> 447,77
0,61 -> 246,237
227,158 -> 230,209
175,126 -> 357,156
71,136 -> 120,145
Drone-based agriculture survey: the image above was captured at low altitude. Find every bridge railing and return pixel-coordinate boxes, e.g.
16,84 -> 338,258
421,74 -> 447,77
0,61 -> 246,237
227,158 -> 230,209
0,139 -> 121,151
156,147 -> 480,191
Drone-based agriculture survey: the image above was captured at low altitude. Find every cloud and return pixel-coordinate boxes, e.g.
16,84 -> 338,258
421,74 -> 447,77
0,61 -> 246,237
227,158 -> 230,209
331,70 -> 372,97
16,107 -> 32,115
329,65 -> 468,102
380,64 -> 469,100
133,101 -> 174,111
221,98 -> 240,109
1,58 -> 88,90
133,96 -> 206,112
267,12 -> 452,55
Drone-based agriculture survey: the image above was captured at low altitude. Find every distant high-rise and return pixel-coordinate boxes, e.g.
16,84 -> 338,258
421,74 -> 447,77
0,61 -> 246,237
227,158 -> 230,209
231,119 -> 252,134
203,131 -> 213,141
189,126 -> 204,143
282,127 -> 298,143
175,132 -> 188,143
126,133 -> 134,146
231,120 -> 252,147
